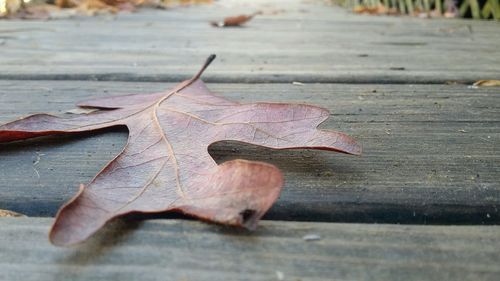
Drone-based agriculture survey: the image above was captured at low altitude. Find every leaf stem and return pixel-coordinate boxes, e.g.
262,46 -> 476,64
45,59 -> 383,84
156,54 -> 217,109
178,54 -> 216,92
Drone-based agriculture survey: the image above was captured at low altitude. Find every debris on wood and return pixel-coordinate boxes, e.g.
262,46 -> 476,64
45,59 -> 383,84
0,209 -> 26,217
1,0 -> 213,19
473,80 -> 500,87
303,233 -> 321,241
275,270 -> 284,280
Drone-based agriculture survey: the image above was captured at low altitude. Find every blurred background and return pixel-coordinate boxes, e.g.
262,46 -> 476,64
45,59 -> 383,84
2,0 -> 499,20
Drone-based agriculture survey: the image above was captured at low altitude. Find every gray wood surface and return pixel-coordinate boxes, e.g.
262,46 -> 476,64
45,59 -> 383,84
1,81 -> 498,223
1,217 -> 499,281
0,0 -> 499,83
1,0 -> 499,279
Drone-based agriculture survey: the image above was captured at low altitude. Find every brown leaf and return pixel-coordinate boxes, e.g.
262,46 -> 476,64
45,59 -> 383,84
0,209 -> 25,217
473,80 -> 500,87
353,4 -> 388,15
3,0 -> 212,19
0,55 -> 361,246
76,0 -> 120,14
162,0 -> 213,7
55,0 -> 78,8
210,12 -> 260,27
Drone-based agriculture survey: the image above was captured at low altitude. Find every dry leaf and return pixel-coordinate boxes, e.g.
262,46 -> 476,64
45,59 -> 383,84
3,0 -> 212,19
76,0 -> 119,15
473,80 -> 500,87
211,12 -> 260,27
55,0 -> 77,8
0,55 -> 361,246
162,0 -> 212,7
353,4 -> 387,15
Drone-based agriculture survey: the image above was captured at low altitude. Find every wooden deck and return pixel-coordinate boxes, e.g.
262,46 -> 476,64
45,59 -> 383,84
1,0 -> 499,280
2,218 -> 500,281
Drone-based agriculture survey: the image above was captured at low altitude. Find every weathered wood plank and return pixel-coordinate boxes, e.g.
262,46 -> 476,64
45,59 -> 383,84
0,81 -> 498,223
0,0 -> 498,83
0,218 -> 499,281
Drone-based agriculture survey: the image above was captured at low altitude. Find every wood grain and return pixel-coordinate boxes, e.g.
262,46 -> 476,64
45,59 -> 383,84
0,217 -> 499,281
1,81 -> 498,223
0,0 -> 498,83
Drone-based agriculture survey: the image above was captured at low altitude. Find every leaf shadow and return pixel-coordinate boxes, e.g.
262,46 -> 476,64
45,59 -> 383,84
52,215 -> 259,270
0,126 -> 128,153
53,217 -> 142,278
208,140 -> 361,175
0,127 -> 128,216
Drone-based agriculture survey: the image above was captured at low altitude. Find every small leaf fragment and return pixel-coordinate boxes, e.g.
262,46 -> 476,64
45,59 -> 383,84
0,209 -> 25,217
473,80 -> 500,87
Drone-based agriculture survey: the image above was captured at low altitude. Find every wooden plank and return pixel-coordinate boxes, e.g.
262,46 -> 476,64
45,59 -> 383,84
0,218 -> 499,281
0,0 -> 499,83
0,81 -> 498,223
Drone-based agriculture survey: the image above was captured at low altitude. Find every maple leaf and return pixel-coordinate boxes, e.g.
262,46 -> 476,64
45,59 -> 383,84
0,55 -> 361,246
